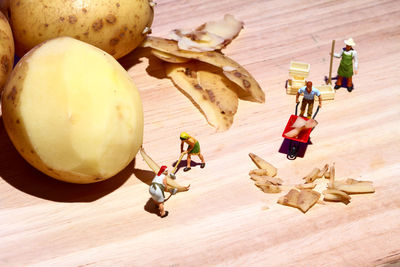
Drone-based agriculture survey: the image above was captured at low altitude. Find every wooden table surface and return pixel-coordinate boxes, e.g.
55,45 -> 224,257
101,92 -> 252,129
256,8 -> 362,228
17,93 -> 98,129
1,0 -> 400,266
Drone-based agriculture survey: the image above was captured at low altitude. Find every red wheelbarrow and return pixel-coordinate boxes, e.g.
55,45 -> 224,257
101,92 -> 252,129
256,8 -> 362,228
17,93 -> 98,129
282,102 -> 320,160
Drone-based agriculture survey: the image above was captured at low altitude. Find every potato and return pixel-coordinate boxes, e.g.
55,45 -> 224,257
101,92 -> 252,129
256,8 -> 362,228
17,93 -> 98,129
0,10 -> 14,90
9,0 -> 154,59
1,37 -> 143,183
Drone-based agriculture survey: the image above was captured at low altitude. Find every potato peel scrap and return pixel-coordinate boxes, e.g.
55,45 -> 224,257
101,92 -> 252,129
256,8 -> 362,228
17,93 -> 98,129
165,62 -> 238,131
302,168 -> 320,183
318,164 -> 329,178
250,174 -> 283,185
142,36 -> 265,103
255,181 -> 281,193
296,182 -> 316,190
248,153 -> 277,177
323,189 -> 351,204
333,179 -> 375,194
168,14 -> 244,52
278,189 -> 320,213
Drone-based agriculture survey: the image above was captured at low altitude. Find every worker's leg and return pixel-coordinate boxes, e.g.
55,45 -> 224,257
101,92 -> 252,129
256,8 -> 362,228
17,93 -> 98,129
158,202 -> 165,217
335,76 -> 343,89
347,76 -> 353,91
184,154 -> 192,171
307,100 -> 314,118
300,99 -> 307,117
198,153 -> 205,168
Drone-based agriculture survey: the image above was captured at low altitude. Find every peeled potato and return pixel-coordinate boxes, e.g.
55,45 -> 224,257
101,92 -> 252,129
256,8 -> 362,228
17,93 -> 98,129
9,0 -> 154,59
1,37 -> 143,183
0,10 -> 14,91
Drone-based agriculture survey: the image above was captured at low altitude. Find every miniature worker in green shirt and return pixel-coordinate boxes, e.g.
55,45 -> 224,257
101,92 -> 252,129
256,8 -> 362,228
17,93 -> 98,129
180,132 -> 206,172
296,81 -> 322,119
333,38 -> 358,92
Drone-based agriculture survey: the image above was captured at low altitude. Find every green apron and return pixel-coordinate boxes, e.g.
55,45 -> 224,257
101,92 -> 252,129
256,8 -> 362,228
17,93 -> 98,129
337,51 -> 353,78
188,141 -> 200,154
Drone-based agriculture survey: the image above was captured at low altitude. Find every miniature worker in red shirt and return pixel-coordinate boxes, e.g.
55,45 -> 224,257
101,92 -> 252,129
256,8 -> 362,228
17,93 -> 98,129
149,165 -> 181,218
296,81 -> 322,119
333,38 -> 358,92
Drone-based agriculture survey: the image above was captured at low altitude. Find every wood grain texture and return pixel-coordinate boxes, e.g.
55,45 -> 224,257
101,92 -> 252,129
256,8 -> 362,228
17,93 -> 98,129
1,0 -> 400,266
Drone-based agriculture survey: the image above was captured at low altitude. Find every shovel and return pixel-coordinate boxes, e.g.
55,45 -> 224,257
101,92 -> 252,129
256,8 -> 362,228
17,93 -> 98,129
169,152 -> 186,179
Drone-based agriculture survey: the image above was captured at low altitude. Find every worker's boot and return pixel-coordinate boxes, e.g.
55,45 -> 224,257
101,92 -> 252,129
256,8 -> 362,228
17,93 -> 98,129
183,167 -> 191,172
200,163 -> 205,168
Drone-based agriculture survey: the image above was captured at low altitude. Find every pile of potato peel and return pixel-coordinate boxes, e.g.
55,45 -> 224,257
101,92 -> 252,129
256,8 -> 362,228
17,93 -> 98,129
248,154 -> 375,213
142,15 -> 265,131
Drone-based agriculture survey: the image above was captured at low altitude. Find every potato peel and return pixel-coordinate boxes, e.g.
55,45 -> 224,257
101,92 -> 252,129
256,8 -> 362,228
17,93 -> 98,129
323,189 -> 351,204
165,62 -> 238,131
295,182 -> 316,190
250,174 -> 283,185
255,181 -> 281,193
151,49 -> 190,63
168,14 -> 243,52
142,36 -> 265,103
302,168 -> 320,183
333,180 -> 375,194
278,189 -> 320,213
248,153 -> 277,177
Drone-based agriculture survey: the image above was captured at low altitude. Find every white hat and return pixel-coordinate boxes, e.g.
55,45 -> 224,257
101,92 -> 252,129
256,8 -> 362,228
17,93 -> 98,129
344,38 -> 356,47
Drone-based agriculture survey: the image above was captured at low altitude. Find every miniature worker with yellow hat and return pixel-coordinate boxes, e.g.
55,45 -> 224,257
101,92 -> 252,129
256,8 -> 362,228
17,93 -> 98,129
180,132 -> 206,172
333,38 -> 358,92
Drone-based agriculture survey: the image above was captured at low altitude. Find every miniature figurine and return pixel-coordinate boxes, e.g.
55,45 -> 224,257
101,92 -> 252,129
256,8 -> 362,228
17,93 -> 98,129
333,38 -> 358,92
149,166 -> 178,218
295,81 -> 322,119
141,147 -> 190,218
180,132 -> 206,172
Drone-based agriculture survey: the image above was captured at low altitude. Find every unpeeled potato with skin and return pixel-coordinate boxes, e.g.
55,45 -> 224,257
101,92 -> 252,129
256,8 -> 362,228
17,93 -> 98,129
10,0 -> 154,59
0,10 -> 13,90
1,37 -> 143,183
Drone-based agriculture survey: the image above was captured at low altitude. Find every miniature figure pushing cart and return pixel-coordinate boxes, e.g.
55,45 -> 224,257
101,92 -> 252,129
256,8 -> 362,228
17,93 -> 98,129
282,102 -> 320,160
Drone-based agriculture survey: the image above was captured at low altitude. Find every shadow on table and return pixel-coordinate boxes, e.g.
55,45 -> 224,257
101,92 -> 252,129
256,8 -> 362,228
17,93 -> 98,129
132,168 -> 155,186
172,159 -> 202,174
118,47 -> 167,80
0,119 -> 135,202
144,198 -> 160,217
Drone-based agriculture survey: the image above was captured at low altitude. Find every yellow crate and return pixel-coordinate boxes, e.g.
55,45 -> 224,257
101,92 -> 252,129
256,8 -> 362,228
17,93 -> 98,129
286,80 -> 299,95
289,61 -> 310,78
315,84 -> 335,101
291,77 -> 306,89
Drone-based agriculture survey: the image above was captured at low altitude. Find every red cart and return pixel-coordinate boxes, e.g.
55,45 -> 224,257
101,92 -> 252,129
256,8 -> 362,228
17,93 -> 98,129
282,102 -> 320,160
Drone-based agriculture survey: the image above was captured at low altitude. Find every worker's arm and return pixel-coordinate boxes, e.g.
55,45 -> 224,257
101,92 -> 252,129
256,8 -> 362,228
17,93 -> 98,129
353,50 -> 358,74
180,141 -> 184,153
318,95 -> 322,107
296,92 -> 300,103
333,49 -> 343,58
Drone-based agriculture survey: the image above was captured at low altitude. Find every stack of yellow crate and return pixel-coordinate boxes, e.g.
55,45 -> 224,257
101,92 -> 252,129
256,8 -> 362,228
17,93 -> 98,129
286,61 -> 310,95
